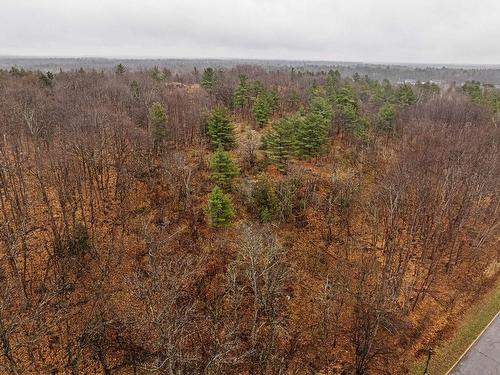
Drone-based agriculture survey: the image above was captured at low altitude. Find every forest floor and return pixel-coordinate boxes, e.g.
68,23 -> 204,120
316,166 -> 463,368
410,276 -> 500,375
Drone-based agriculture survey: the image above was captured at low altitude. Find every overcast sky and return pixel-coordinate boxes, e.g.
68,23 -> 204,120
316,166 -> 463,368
1,0 -> 499,64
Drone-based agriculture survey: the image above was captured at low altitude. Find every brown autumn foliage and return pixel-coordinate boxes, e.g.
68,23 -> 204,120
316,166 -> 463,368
0,67 -> 498,374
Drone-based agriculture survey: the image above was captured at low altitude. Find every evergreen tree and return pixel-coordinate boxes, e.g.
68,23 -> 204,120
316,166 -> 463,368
207,186 -> 234,228
253,92 -> 270,127
263,93 -> 332,169
376,102 -> 396,131
210,147 -> 239,190
268,87 -> 279,113
262,116 -> 297,172
310,95 -> 333,121
201,67 -> 217,92
372,79 -> 394,105
10,66 -> 27,77
326,69 -> 341,100
294,94 -> 332,158
207,107 -> 235,149
462,81 -> 500,113
335,85 -> 360,132
233,74 -> 250,109
252,80 -> 265,97
395,84 -> 416,105
463,81 -> 482,103
39,71 -> 54,87
148,102 -> 168,152
487,90 -> 500,113
295,112 -> 330,158
150,66 -> 165,81
115,63 -> 125,75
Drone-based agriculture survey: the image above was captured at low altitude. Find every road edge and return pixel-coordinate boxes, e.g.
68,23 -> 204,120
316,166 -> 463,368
445,309 -> 500,374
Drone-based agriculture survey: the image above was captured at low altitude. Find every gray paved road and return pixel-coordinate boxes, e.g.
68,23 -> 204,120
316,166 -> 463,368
450,312 -> 500,375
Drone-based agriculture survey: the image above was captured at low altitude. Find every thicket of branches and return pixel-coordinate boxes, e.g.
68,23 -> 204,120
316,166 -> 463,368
0,65 -> 498,374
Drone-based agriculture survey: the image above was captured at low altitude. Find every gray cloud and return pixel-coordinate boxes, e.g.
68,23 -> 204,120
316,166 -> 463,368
1,0 -> 499,64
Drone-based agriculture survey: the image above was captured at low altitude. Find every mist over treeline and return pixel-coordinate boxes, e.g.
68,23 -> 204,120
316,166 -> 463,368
2,57 -> 500,85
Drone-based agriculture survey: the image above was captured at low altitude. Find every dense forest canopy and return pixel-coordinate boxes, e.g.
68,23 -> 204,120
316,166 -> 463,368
0,63 -> 498,374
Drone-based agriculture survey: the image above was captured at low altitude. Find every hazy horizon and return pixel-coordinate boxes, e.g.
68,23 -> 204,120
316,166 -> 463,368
2,56 -> 500,70
1,0 -> 500,65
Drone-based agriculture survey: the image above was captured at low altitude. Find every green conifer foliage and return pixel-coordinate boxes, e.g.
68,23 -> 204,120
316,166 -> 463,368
253,92 -> 270,127
463,81 -> 500,113
206,107 -> 235,149
310,95 -> 333,122
115,64 -> 125,75
463,81 -> 482,103
395,84 -> 416,105
38,71 -> 54,87
210,148 -> 239,190
207,186 -> 234,228
371,79 -> 394,105
326,69 -> 341,100
252,80 -> 265,97
263,93 -> 333,169
150,66 -> 165,81
335,85 -> 360,132
376,102 -> 396,131
201,67 -> 217,92
294,95 -> 332,158
233,74 -> 250,109
295,113 -> 326,158
268,87 -> 280,112
148,102 -> 168,152
262,116 -> 297,172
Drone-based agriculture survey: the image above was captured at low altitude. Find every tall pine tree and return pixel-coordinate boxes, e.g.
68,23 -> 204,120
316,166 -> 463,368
210,147 -> 239,190
268,87 -> 279,113
148,102 -> 168,153
295,113 -> 328,158
335,84 -> 360,132
233,74 -> 250,110
294,94 -> 332,158
207,107 -> 235,149
253,92 -> 270,127
115,63 -> 125,75
262,116 -> 297,172
201,67 -> 217,92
